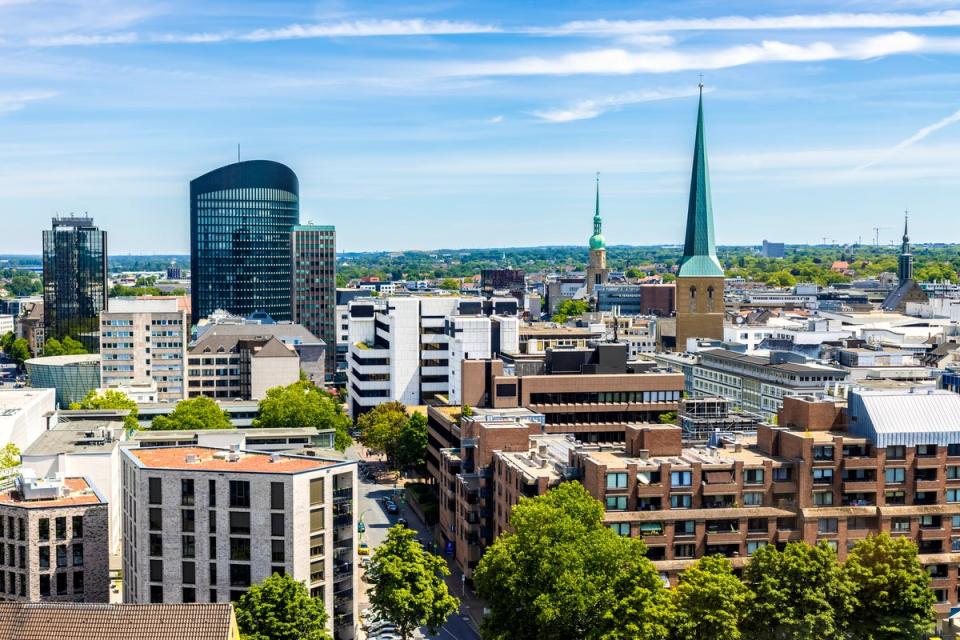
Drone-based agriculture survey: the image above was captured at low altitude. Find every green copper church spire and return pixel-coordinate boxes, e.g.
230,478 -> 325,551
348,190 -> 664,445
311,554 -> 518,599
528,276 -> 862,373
677,84 -> 724,278
589,171 -> 605,251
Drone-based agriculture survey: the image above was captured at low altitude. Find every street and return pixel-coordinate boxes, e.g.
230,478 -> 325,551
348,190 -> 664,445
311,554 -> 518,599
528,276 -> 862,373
347,445 -> 481,640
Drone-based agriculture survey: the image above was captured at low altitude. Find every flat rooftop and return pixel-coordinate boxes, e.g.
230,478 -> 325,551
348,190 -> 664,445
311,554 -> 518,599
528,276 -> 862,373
0,388 -> 53,415
520,325 -> 602,336
131,427 -> 325,441
24,427 -> 124,456
0,477 -> 104,509
125,446 -> 344,473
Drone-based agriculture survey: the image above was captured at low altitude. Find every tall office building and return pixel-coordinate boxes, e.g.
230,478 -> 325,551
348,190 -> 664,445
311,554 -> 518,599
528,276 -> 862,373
42,216 -> 108,352
190,160 -> 299,324
675,86 -> 725,351
291,225 -> 336,380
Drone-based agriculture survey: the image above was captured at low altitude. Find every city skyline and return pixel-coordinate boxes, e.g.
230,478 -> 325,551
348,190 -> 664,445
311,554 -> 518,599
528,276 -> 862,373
2,1 -> 960,253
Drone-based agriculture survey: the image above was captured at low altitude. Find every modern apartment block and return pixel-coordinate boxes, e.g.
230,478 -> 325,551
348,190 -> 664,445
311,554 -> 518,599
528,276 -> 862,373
0,472 -> 109,602
42,216 -> 108,351
345,296 -> 520,417
100,297 -> 188,402
121,446 -> 358,639
691,348 -> 849,419
291,225 -> 336,380
190,160 -> 299,323
186,331 -> 300,400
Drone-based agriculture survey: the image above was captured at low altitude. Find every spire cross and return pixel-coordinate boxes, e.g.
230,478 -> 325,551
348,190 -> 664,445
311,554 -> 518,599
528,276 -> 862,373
698,73 -> 704,93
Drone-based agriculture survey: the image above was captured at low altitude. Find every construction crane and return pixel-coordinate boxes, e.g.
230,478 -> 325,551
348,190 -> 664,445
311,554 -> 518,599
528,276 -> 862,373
872,226 -> 889,247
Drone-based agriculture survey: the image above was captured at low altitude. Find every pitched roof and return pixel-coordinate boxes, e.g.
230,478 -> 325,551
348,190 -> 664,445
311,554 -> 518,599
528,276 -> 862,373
848,388 -> 960,447
0,602 -> 236,640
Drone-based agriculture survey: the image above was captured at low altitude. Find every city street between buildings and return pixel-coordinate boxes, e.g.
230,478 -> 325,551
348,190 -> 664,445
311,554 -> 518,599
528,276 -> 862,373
347,445 -> 481,640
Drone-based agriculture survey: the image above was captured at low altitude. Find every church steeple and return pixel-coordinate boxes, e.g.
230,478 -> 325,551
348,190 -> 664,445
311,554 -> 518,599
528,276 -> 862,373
678,84 -> 724,278
589,172 -> 605,251
899,210 -> 913,282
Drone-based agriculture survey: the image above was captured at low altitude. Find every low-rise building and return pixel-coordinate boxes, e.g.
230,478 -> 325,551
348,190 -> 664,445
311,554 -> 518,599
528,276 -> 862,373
129,427 -> 335,452
0,471 -> 109,602
0,388 -> 56,451
121,446 -> 358,639
136,400 -> 260,428
25,354 -> 101,407
187,333 -> 299,401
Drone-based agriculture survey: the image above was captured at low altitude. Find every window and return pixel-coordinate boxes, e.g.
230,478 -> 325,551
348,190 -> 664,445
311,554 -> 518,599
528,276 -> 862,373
181,479 -> 195,506
209,563 -> 217,584
229,511 -> 250,535
72,543 -> 83,567
38,518 -> 49,541
949,466 -> 960,480
813,492 -> 833,506
949,444 -> 960,457
39,575 -> 50,597
182,535 -> 195,559
182,561 -> 196,584
56,544 -> 67,568
886,445 -> 906,460
885,490 -> 906,505
230,564 -> 251,588
271,513 -> 284,537
772,467 -> 791,481
818,518 -> 839,534
182,509 -> 195,533
71,516 -> 83,539
892,517 -> 911,532
812,468 -> 834,484
948,489 -> 960,503
73,571 -> 84,593
270,482 -> 285,510
671,494 -> 692,509
272,539 -> 285,562
149,534 -> 162,557
149,477 -> 162,504
149,508 -> 163,531
605,496 -> 627,511
674,543 -> 696,558
182,587 -> 196,603
742,492 -> 763,506
150,585 -> 163,603
743,469 -> 764,485
606,473 -> 628,490
884,468 -> 906,484
208,479 -> 217,507
609,523 -> 630,536
229,481 -> 250,508
746,541 -> 768,555
230,538 -> 251,561
917,444 -> 937,457
813,446 -> 834,461
671,471 -> 692,487
675,520 -> 696,536
39,546 -> 49,569
150,559 -> 163,582
209,511 -> 217,533
55,517 -> 66,540
210,537 -> 217,556
309,478 -> 324,506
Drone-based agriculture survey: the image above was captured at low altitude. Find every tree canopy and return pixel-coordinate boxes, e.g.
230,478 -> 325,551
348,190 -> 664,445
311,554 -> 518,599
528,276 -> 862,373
253,381 -> 351,451
669,555 -> 751,640
552,298 -> 590,323
475,482 -> 668,640
356,402 -> 428,471
0,443 -> 20,469
69,389 -> 140,430
367,525 -> 459,640
234,572 -> 330,640
42,336 -> 87,357
150,395 -> 232,431
1,332 -> 31,367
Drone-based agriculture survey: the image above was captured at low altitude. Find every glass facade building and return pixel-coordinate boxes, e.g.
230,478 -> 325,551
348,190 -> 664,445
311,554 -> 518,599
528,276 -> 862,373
190,160 -> 299,323
25,354 -> 101,406
42,216 -> 108,352
291,225 -> 336,380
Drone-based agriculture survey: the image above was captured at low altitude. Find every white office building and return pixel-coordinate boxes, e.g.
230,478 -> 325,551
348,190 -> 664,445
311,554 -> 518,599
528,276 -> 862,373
346,297 -> 519,416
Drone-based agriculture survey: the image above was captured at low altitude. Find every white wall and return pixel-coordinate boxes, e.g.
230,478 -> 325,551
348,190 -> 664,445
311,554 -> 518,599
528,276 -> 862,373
0,388 -> 56,451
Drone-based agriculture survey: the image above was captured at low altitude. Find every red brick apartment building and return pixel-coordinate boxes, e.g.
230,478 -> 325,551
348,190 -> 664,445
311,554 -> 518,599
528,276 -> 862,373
441,387 -> 960,637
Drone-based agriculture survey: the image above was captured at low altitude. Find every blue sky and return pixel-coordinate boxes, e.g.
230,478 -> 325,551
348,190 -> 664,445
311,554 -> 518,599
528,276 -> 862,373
3,0 -> 960,254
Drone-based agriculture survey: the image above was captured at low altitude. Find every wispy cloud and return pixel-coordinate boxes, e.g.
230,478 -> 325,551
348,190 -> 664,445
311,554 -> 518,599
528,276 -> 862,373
532,87 -> 703,122
27,19 -> 501,46
855,107 -> 960,170
541,10 -> 960,35
0,90 -> 57,112
445,31 -> 930,76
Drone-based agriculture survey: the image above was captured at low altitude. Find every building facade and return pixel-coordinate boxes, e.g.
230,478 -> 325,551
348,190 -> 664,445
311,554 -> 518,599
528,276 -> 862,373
186,333 -> 299,400
586,175 -> 609,299
675,89 -> 725,350
100,298 -> 188,402
0,473 -> 109,603
25,354 -> 101,407
190,160 -> 299,323
121,446 -> 358,638
291,225 -> 336,381
42,216 -> 108,351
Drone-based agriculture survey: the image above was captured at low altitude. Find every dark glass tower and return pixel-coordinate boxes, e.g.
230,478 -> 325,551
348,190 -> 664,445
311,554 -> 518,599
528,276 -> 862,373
190,160 -> 299,323
42,216 -> 108,351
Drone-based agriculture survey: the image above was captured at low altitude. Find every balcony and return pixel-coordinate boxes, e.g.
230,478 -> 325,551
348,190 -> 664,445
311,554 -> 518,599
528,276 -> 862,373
776,529 -> 802,543
702,482 -> 739,495
916,480 -> 940,493
637,484 -> 664,498
333,488 -> 353,503
772,481 -> 798,494
915,456 -> 942,469
842,480 -> 877,493
842,457 -> 878,469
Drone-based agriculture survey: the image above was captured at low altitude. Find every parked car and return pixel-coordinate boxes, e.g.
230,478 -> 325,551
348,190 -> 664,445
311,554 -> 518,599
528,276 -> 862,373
397,517 -> 407,527
385,502 -> 399,514
358,542 -> 370,556
357,521 -> 366,533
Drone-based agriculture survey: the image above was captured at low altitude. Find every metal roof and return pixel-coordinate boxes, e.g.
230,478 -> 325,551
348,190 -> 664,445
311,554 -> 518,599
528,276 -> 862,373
848,388 -> 960,447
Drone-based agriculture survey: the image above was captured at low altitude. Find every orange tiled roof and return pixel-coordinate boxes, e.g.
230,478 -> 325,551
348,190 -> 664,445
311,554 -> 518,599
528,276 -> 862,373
128,446 -> 336,473
0,477 -> 103,509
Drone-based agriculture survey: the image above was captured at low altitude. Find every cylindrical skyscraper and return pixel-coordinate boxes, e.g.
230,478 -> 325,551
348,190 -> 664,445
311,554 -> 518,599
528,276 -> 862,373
190,160 -> 299,323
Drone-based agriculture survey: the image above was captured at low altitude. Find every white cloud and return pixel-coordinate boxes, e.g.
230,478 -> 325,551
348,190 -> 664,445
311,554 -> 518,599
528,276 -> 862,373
28,32 -> 137,46
855,106 -> 960,170
0,90 -> 56,112
445,31 -> 931,76
487,115 -> 504,124
541,10 -> 960,35
532,87 -> 703,122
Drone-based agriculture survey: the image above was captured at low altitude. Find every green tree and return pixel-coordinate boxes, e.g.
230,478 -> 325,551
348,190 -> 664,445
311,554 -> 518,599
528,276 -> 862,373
661,273 -> 677,283
438,278 -> 460,291
0,443 -> 20,469
42,336 -> 86,357
367,525 -> 459,640
742,542 -> 854,640
625,267 -> 641,279
150,396 -> 232,431
0,331 -> 15,353
669,555 -> 751,640
475,482 -> 668,640
356,402 -> 413,470
842,533 -> 935,640
765,270 -> 797,287
397,411 -> 428,470
8,338 -> 30,367
253,381 -> 351,451
235,572 -> 330,640
70,389 -> 140,430
658,411 -> 678,425
552,298 -> 590,323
